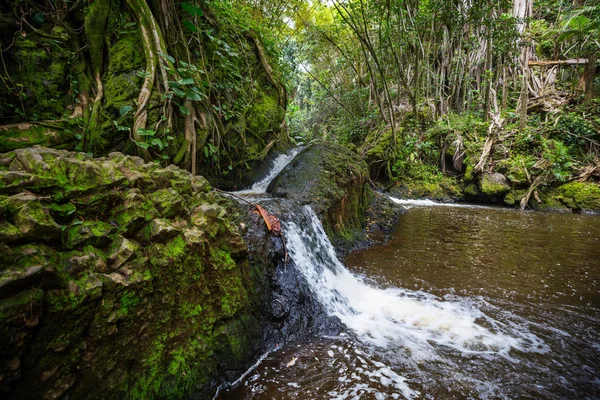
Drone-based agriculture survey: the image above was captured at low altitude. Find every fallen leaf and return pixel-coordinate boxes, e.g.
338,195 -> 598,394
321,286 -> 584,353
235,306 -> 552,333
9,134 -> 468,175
286,357 -> 298,367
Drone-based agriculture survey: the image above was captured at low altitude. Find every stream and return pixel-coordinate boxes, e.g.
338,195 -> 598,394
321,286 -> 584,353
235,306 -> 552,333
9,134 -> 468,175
219,154 -> 600,399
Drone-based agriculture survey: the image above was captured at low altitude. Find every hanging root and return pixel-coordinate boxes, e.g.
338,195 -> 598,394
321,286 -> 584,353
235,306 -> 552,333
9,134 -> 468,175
246,30 -> 287,111
475,113 -> 504,172
125,0 -> 177,160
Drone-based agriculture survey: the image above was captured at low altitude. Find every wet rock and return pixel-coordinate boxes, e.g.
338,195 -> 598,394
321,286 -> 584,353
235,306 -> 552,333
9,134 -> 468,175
110,191 -> 157,236
0,221 -> 23,243
182,227 -> 206,248
0,265 -> 43,298
149,188 -> 188,218
552,181 -> 600,211
268,143 -> 371,245
0,146 -> 310,400
62,246 -> 108,276
199,203 -> 223,218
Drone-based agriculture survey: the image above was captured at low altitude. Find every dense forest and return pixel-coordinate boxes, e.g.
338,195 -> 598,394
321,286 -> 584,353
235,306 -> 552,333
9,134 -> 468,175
0,0 -> 599,399
1,0 -> 599,207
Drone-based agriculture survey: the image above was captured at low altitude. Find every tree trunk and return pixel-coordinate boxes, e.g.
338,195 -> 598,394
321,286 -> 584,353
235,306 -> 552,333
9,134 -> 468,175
584,53 -> 596,102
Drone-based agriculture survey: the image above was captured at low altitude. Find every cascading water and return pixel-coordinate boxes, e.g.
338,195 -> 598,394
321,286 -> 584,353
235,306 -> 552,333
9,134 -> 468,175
235,148 -> 302,195
284,206 -> 547,359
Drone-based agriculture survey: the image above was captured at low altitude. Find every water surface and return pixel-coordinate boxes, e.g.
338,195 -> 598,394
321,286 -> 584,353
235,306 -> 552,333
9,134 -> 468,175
221,203 -> 600,399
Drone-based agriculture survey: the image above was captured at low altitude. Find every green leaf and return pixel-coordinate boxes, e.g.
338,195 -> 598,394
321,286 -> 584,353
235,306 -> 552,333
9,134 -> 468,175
183,20 -> 198,33
72,220 -> 83,226
158,52 -> 175,64
178,77 -> 195,85
182,2 -> 203,16
135,141 -> 150,149
179,105 -> 191,115
185,89 -> 203,101
119,105 -> 133,117
172,87 -> 186,97
150,138 -> 164,150
137,128 -> 155,136
167,136 -> 175,141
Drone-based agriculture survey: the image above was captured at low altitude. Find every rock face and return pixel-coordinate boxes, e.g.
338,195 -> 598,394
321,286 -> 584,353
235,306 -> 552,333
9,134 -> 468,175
268,143 -> 372,246
0,146 -> 298,399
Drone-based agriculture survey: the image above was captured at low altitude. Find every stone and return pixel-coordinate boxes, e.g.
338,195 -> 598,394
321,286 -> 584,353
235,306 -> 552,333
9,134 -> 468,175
182,227 -> 206,248
0,265 -> 43,297
191,176 -> 211,193
62,247 -> 108,276
479,172 -> 511,196
149,188 -> 188,218
135,218 -> 179,244
65,221 -> 115,249
13,201 -> 61,241
107,237 -> 139,270
101,272 -> 129,287
198,203 -> 222,218
0,221 -> 24,242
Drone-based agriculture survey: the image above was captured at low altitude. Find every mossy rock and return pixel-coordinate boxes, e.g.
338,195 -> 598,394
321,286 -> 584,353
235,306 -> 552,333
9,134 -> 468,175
65,221 -> 115,249
268,143 -> 371,244
0,146 -> 279,399
550,181 -> 600,211
479,172 -> 511,196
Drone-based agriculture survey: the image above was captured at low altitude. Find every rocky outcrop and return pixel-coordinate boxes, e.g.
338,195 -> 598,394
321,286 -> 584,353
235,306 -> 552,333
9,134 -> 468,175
0,146 -> 299,399
268,143 -> 372,247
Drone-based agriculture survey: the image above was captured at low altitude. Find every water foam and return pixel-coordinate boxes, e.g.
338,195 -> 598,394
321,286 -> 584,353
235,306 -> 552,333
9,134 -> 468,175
284,207 -> 548,360
389,197 -> 496,210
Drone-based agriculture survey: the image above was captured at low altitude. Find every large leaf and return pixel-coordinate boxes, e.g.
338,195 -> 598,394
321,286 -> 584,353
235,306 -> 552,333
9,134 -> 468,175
119,105 -> 133,117
254,205 -> 281,235
182,2 -> 203,16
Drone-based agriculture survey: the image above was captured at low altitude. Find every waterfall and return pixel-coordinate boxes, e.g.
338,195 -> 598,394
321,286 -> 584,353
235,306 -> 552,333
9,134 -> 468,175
236,148 -> 302,194
283,206 -> 548,361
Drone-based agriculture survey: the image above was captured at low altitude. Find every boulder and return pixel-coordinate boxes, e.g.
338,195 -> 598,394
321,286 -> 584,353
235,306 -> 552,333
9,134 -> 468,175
479,172 -> 511,196
268,143 -> 372,244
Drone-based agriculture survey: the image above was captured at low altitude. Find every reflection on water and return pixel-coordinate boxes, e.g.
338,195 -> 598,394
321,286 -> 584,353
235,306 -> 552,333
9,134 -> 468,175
221,205 -> 600,399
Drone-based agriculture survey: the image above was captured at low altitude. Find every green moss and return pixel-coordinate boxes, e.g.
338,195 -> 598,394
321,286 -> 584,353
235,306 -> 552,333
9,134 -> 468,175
65,220 -> 115,249
504,190 -> 527,206
552,181 -> 600,211
209,248 -> 236,270
0,288 -> 44,323
85,0 -> 110,73
165,235 -> 186,259
0,124 -> 74,153
479,173 -> 511,196
117,290 -> 140,317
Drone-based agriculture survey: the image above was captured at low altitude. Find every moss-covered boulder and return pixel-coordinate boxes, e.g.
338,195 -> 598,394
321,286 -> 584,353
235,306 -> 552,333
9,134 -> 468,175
547,181 -> 600,211
0,146 -> 283,399
479,172 -> 511,196
268,143 -> 372,246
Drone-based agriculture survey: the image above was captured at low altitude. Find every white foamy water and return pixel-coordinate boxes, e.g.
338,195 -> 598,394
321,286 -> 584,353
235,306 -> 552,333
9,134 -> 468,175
235,148 -> 302,194
284,207 -> 548,361
389,196 -> 496,210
